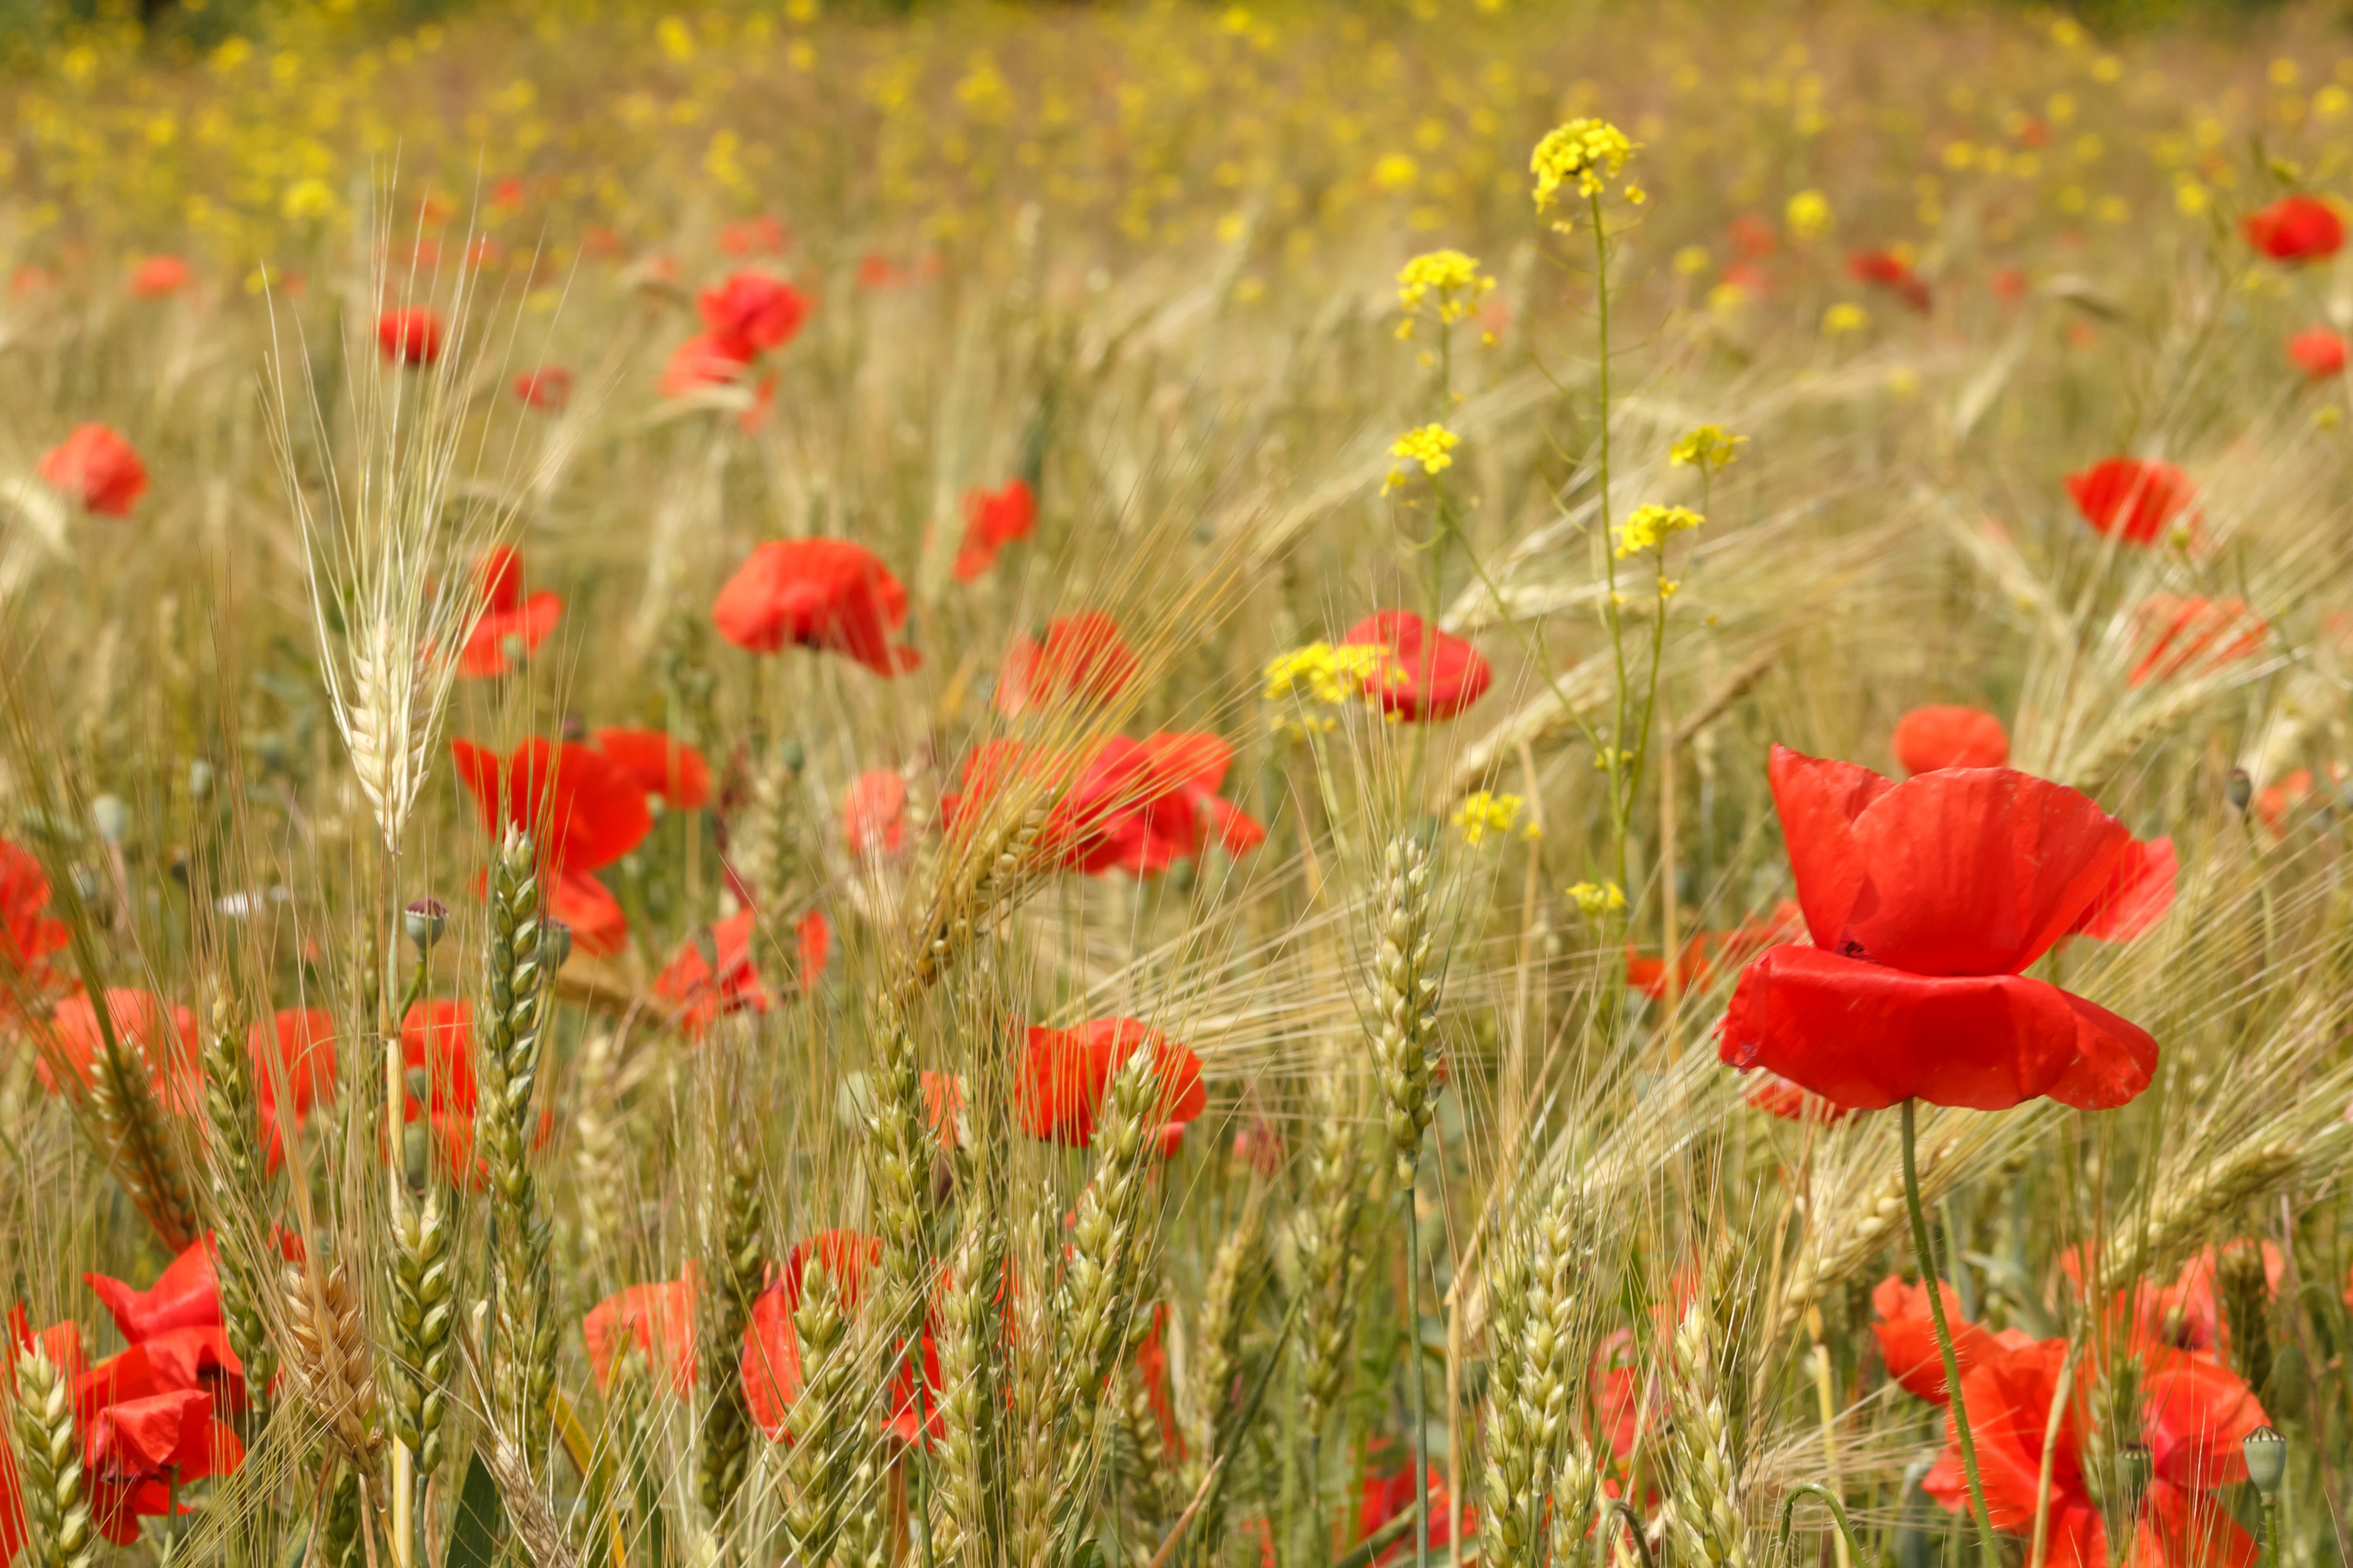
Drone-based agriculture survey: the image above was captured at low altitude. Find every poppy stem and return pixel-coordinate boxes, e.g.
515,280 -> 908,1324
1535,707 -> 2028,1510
1901,1098 -> 2000,1568
1407,1187 -> 1431,1568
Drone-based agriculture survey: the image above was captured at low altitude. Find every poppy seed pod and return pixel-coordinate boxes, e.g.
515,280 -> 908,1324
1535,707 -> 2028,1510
2226,768 -> 2253,814
2118,1440 -> 2154,1522
405,897 -> 449,950
2243,1424 -> 2288,1497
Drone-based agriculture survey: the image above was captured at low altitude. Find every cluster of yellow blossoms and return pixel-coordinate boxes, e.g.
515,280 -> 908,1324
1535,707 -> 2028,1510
1612,503 -> 1705,558
1529,117 -> 1641,210
1262,641 -> 1386,733
1566,879 -> 1628,919
1383,423 -> 1462,494
1668,424 -> 1747,476
1451,790 -> 1534,847
1394,249 -> 1496,338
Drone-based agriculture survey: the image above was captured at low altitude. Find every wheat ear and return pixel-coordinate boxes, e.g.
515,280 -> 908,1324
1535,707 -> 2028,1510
80,1006 -> 201,1252
1369,833 -> 1441,1185
2098,1139 -> 2304,1295
478,824 -> 557,1470
696,1144 -> 765,1524
8,1336 -> 97,1568
1669,1275 -> 1752,1568
387,1187 -> 455,1484
894,796 -> 1052,1009
197,997 -> 278,1413
1483,1178 -> 1594,1568
1771,1118 -> 1969,1340
780,1254 -> 864,1565
1298,1062 -> 1372,1443
283,1256 -> 384,1476
1177,1183 -> 1266,1543
931,1169 -> 1007,1565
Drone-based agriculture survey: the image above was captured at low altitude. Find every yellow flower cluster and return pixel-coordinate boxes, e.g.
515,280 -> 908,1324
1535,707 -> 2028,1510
1566,880 -> 1628,919
1822,302 -> 1870,336
1394,249 -> 1496,337
1451,790 -> 1531,847
1786,188 -> 1833,239
1529,118 -> 1638,210
1383,424 -> 1461,493
1262,641 -> 1385,706
1668,424 -> 1746,475
1612,503 -> 1704,558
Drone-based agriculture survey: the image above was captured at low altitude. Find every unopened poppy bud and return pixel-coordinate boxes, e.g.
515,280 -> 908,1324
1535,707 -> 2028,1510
2227,768 -> 2253,813
2243,1425 -> 2287,1497
2119,1441 -> 2152,1520
560,712 -> 587,742
404,897 -> 449,951
541,920 -> 574,970
92,794 -> 128,845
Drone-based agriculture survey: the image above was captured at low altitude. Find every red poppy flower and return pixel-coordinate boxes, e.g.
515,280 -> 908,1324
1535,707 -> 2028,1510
1730,214 -> 1778,259
1847,250 -> 1931,312
376,308 -> 445,367
2065,458 -> 2198,548
659,333 -> 755,396
72,1343 -> 245,1543
653,908 -> 766,1039
450,737 -> 654,957
1920,1336 -> 2263,1568
1737,1070 -> 1849,1123
797,910 -> 829,983
699,272 -> 809,358
712,539 -> 921,675
741,1228 -> 941,1447
2258,769 -> 2314,835
1359,1446 -> 1473,1565
2068,835 -> 2177,942
954,479 -> 1039,582
2289,328 -> 2347,380
923,1071 -> 967,1148
583,1271 -> 698,1397
39,989 -> 199,1111
994,613 -> 1135,717
2111,1243 -> 2281,1361
2243,195 -> 2345,265
1016,1017 -> 1207,1149
0,838 -> 68,998
593,728 -> 711,810
249,1009 -> 340,1175
719,217 -> 789,258
457,546 -> 564,680
1629,901 -> 1804,1001
39,424 -> 149,518
514,366 -> 573,411
1337,611 -> 1493,722
843,769 -> 910,857
857,255 -> 902,289
129,256 -> 191,297
395,1000 -> 551,1189
84,1234 -> 248,1412
2128,595 -> 2266,686
1892,705 -> 2009,774
1719,746 -> 2159,1112
1872,1274 -> 2025,1406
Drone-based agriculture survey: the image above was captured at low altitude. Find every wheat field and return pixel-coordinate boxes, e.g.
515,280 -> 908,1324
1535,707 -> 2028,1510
1,4 -> 2351,1568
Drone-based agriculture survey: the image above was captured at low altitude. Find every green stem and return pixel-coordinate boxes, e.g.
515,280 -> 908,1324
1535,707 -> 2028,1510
1407,1189 -> 1429,1568
1593,1497 -> 1656,1568
1902,1099 -> 1999,1568
1776,1482 -> 1864,1563
1589,188 -> 1629,899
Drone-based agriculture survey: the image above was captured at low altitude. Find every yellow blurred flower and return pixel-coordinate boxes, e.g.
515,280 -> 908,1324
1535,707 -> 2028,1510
1786,188 -> 1831,239
1530,117 -> 1636,209
1566,880 -> 1627,919
1668,425 -> 1745,475
1613,502 -> 1703,557
1451,791 -> 1525,847
1822,302 -> 1869,336
1395,249 -> 1495,332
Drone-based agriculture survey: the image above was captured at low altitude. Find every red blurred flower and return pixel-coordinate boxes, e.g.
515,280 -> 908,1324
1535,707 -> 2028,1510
713,539 -> 922,675
376,307 -> 445,367
458,546 -> 564,679
699,272 -> 809,358
1920,1336 -> 2263,1568
491,177 -> 526,209
856,255 -> 903,289
654,908 -> 766,1039
39,424 -> 149,517
38,990 -> 199,1111
1629,900 -> 1804,1001
658,333 -> 755,396
514,366 -> 573,411
2066,458 -> 2198,548
85,1234 -> 247,1412
741,1229 -> 941,1447
1847,250 -> 1931,312
2289,328 -> 2347,380
954,478 -> 1039,581
583,1270 -> 698,1397
719,217 -> 789,258
1015,1017 -> 1206,1149
843,769 -> 910,857
465,238 -> 503,271
2128,595 -> 2265,687
0,838 -> 69,1001
2243,195 -> 2345,266
1743,1070 -> 1852,1124
72,1345 -> 245,1543
1359,1443 -> 1473,1565
397,1000 -> 551,1189
1873,1274 -> 2027,1405
1720,746 -> 2159,1112
450,737 -> 654,957
129,256 -> 190,297
923,1071 -> 967,1148
2257,768 -> 2314,835
994,612 -> 1135,717
1892,704 -> 2009,774
1729,214 -> 1778,259
2113,1244 -> 2281,1361
1337,611 -> 1492,721
946,733 -> 1264,878
593,727 -> 711,810
249,1008 -> 340,1175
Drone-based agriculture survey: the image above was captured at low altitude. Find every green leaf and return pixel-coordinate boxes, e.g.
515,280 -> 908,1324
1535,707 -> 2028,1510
446,1452 -> 506,1568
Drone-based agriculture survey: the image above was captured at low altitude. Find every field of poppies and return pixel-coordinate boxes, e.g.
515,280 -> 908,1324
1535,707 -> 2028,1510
6,2 -> 2353,1567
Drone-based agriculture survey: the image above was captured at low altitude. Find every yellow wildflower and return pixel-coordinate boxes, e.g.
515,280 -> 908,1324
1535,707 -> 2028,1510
1668,424 -> 1746,475
1530,118 -> 1637,210
1612,503 -> 1704,558
1387,424 -> 1460,488
1822,302 -> 1870,336
1264,642 -> 1385,706
1396,250 -> 1496,330
1786,188 -> 1833,240
1451,791 -> 1524,847
1673,245 -> 1712,275
1566,880 -> 1627,919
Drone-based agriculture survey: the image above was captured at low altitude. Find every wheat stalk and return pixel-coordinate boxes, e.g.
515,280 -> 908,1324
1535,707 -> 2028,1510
1369,833 -> 1441,1186
387,1186 -> 455,1484
478,823 -> 557,1469
197,996 -> 279,1411
2097,1138 -> 2304,1296
696,1142 -> 765,1524
8,1336 -> 97,1568
282,1256 -> 384,1476
931,1172 -> 1008,1566
1669,1279 -> 1752,1568
77,1005 -> 201,1252
781,1253 -> 865,1565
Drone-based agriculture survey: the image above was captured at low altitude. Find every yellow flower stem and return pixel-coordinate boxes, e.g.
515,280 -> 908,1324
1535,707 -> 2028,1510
1590,188 -> 1632,905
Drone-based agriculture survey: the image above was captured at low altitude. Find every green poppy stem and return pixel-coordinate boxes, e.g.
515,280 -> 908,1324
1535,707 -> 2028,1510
1901,1098 -> 2001,1568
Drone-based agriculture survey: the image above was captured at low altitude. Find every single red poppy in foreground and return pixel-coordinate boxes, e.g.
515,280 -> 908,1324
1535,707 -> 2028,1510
1719,746 -> 2160,1112
699,272 -> 809,357
842,769 -> 910,858
39,424 -> 149,517
1015,1016 -> 1206,1151
459,546 -> 565,679
593,727 -> 711,810
713,539 -> 921,675
129,256 -> 191,297
376,307 -> 445,367
249,1008 -> 340,1174
1847,250 -> 1931,312
658,332 -> 754,396
514,366 -> 573,411
1872,1274 -> 2029,1406
994,612 -> 1135,716
1892,704 -> 2009,774
2243,194 -> 2345,265
1337,610 -> 1492,721
2065,458 -> 2197,548
2289,328 -> 2347,380
954,478 -> 1039,581
450,737 -> 654,955
2128,594 -> 2265,687
1920,1335 -> 2263,1568
583,1271 -> 698,1397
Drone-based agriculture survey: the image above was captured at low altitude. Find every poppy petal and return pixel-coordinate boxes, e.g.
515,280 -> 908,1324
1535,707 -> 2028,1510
1766,745 -> 1895,949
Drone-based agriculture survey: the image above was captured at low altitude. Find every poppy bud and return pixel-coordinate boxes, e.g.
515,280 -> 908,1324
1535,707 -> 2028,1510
92,794 -> 128,845
2118,1440 -> 2152,1521
405,897 -> 449,950
2227,768 -> 2253,814
2243,1425 -> 2288,1497
541,920 -> 575,970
